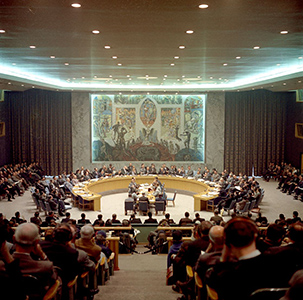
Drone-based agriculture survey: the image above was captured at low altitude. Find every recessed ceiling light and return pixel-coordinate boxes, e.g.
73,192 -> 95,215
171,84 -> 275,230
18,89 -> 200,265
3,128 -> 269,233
236,56 -> 241,59
179,45 -> 185,49
164,75 -> 167,77
223,63 -> 228,66
170,63 -> 175,66
182,75 -> 185,78
71,3 -> 81,8
112,56 -> 117,59
129,78 -> 132,80
126,75 -> 130,77
186,30 -> 194,34
64,63 -> 69,65
276,64 -> 280,66
117,63 -> 122,66
50,55 -> 55,58
12,63 -> 16,65
174,56 -> 179,59
253,46 -> 260,49
298,57 -> 303,59
82,76 -> 85,79
8,82 -> 11,85
29,45 -> 36,49
210,76 -> 213,79
163,78 -> 166,81
109,75 -> 112,77
119,92 -> 122,95
104,45 -> 111,49
283,83 -> 286,85
32,86 -> 35,88
280,30 -> 288,34
21,84 -> 24,86
199,4 -> 209,9
147,92 -> 150,95
92,30 -> 100,34
0,29 -> 5,33
298,80 -> 302,83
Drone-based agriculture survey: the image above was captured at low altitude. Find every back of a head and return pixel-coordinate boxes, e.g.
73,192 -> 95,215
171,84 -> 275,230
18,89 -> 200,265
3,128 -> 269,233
165,213 -> 170,219
293,211 -> 299,218
80,225 -> 95,240
288,223 -> 303,243
185,212 -> 190,218
172,230 -> 182,243
266,224 -> 285,243
224,217 -> 258,248
15,223 -> 39,246
209,225 -> 224,246
148,211 -> 152,218
197,221 -> 212,237
54,223 -> 73,243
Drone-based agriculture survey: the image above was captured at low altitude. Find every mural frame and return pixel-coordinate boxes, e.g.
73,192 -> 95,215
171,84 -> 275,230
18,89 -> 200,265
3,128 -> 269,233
91,94 -> 206,163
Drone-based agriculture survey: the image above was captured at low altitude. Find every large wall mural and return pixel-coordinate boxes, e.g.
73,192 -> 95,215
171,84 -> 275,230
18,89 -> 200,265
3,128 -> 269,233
91,94 -> 206,162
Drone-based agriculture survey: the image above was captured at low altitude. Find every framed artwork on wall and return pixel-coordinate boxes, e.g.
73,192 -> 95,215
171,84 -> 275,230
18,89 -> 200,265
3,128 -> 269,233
296,89 -> 303,102
295,123 -> 303,139
0,122 -> 5,137
90,94 -> 206,162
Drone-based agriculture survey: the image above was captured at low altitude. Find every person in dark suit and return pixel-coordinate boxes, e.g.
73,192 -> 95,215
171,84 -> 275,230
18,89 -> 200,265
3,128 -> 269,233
111,213 -> 121,224
144,212 -> 158,224
77,213 -> 91,225
30,211 -> 42,226
40,223 -> 80,285
206,217 -> 284,300
179,212 -> 193,226
139,192 -> 149,204
129,214 -> 142,224
13,223 -> 57,291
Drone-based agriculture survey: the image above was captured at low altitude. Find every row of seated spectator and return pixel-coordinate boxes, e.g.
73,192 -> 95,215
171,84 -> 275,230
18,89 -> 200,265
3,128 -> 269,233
0,214 -> 115,299
167,216 -> 303,300
263,161 -> 299,182
0,162 -> 44,201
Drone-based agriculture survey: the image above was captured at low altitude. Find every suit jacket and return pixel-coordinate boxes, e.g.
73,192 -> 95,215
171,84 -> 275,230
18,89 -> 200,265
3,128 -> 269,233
185,236 -> 210,266
40,240 -> 79,283
75,238 -> 101,262
139,196 -> 149,204
12,252 -> 56,290
206,253 -> 281,300
179,217 -> 193,226
144,218 -> 158,224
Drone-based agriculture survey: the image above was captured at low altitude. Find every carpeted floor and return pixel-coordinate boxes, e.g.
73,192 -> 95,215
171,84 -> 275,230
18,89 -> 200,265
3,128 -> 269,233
94,245 -> 177,300
0,178 -> 302,224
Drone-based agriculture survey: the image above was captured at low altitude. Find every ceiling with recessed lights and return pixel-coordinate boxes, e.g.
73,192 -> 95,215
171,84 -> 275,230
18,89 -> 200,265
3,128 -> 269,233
0,0 -> 303,92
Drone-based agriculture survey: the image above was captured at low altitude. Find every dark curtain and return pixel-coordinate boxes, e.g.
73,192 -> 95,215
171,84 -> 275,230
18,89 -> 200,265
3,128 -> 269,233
7,89 -> 72,175
224,90 -> 289,176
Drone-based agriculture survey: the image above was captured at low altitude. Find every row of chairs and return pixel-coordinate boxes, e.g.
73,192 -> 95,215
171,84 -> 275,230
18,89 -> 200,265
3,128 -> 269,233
31,193 -> 71,216
67,252 -> 115,300
206,188 -> 265,216
124,191 -> 177,216
186,265 -> 288,300
28,252 -> 115,300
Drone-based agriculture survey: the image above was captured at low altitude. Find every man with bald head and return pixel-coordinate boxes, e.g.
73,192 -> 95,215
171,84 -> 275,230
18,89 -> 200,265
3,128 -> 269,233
13,223 -> 57,291
176,226 -> 224,298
